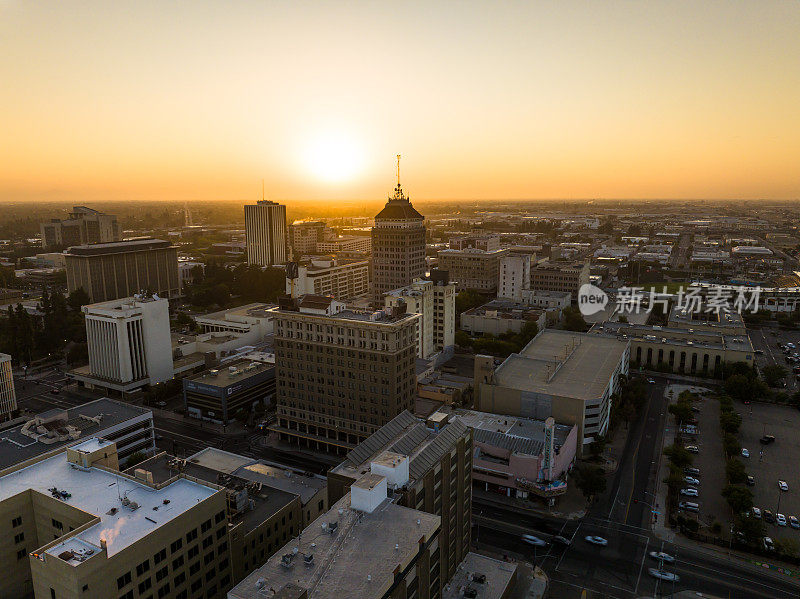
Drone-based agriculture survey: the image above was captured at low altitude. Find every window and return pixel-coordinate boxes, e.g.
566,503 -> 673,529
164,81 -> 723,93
216,527 -> 226,540
17,548 -> 26,560
51,518 -> 63,530
119,593 -> 133,599
188,545 -> 199,559
201,519 -> 212,533
153,548 -> 167,564
14,532 -> 24,544
136,560 -> 150,576
12,516 -> 22,528
202,536 -> 212,549
205,568 -> 216,582
214,510 -> 225,524
206,585 -> 217,598
186,529 -> 198,543
170,538 -> 183,553
117,572 -> 132,590
172,555 -> 184,569
137,578 -> 151,594
174,572 -> 186,587
176,592 -> 188,599
189,562 -> 200,576
155,566 -> 168,582
157,583 -> 170,598
204,552 -> 214,565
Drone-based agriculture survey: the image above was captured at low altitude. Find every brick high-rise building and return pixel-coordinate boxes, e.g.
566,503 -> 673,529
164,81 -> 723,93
371,158 -> 426,300
269,295 -> 418,455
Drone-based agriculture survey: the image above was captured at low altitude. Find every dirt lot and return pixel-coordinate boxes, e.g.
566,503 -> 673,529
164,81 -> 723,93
739,400 -> 800,544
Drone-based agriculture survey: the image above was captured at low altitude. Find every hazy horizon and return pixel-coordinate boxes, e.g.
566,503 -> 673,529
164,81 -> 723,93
2,1 -> 799,203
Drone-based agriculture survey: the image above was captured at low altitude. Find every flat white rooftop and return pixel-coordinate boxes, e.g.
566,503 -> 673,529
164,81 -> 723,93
0,448 -> 218,561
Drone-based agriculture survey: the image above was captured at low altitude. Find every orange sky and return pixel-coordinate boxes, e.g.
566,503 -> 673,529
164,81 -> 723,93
2,1 -> 799,202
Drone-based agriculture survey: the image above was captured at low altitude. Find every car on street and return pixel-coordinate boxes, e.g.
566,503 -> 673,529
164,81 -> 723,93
763,536 -> 775,551
647,378 -> 656,384
779,480 -> 789,492
777,513 -> 788,526
648,568 -> 679,582
747,475 -> 755,486
649,551 -> 675,563
685,467 -> 700,476
679,501 -> 699,512
741,448 -> 750,458
686,445 -> 699,454
684,476 -> 700,485
764,510 -> 775,523
755,349 -> 764,355
551,535 -> 571,546
584,536 -> 608,546
521,534 -> 547,547
680,488 -> 699,497
752,507 -> 762,519
157,401 -> 167,407
790,516 -> 800,529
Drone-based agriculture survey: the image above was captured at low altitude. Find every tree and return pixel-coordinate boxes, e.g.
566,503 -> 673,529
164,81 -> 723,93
762,364 -> 787,388
775,537 -> 800,558
574,465 -> 607,498
67,287 -> 90,311
664,444 -> 692,468
563,306 -> 588,332
722,484 -> 753,514
124,451 -> 148,468
456,290 -> 484,315
719,410 -> 742,435
668,401 -> 693,425
723,433 -> 741,458
726,458 -> 747,485
735,514 -> 764,546
454,330 -> 471,348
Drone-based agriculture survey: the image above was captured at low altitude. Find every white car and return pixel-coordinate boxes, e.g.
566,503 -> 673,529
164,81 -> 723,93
777,513 -> 787,526
684,476 -> 700,486
752,507 -> 762,519
585,536 -> 608,546
763,536 -> 775,551
521,534 -> 547,547
649,551 -> 675,563
680,488 -> 699,497
741,448 -> 750,458
686,445 -> 699,454
647,378 -> 656,384
648,568 -> 680,582
779,480 -> 789,492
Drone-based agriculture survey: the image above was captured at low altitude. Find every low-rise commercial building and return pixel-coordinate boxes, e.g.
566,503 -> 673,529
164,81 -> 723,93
183,359 -> 275,423
498,254 -> 531,302
476,329 -> 629,454
437,248 -> 507,293
195,303 -> 276,342
40,206 -> 119,251
441,553 -> 517,599
521,289 -> 571,310
315,235 -> 372,253
461,299 -> 546,337
0,352 -> 16,422
449,234 -> 500,252
428,407 -> 577,502
529,261 -> 590,302
0,398 -> 156,471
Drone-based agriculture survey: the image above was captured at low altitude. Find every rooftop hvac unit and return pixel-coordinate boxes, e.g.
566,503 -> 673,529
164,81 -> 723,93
303,553 -> 314,566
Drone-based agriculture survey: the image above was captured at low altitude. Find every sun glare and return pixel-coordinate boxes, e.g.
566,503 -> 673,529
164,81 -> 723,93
303,134 -> 364,183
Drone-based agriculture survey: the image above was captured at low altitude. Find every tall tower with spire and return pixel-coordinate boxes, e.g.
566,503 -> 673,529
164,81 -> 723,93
371,155 -> 426,300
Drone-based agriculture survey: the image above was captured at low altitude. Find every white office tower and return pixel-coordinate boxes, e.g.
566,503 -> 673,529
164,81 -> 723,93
0,353 -> 16,422
245,200 -> 287,266
83,296 -> 173,387
498,253 -> 531,302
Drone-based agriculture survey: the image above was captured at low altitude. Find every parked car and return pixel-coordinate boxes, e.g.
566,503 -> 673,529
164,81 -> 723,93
551,535 -> 571,546
680,488 -> 699,497
741,448 -> 750,458
752,507 -> 762,519
777,513 -> 788,527
679,501 -> 699,512
685,467 -> 700,476
647,378 -> 656,384
764,510 -> 776,523
747,475 -> 755,486
779,480 -> 789,492
584,536 -> 608,546
684,476 -> 700,485
686,445 -> 699,454
790,516 -> 799,529
760,435 -> 776,445
763,536 -> 775,551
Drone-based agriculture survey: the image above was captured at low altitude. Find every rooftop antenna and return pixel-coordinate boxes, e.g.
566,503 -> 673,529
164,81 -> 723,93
396,154 -> 401,188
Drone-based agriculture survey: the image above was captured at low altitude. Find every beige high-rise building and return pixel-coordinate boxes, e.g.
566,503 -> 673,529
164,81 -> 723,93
288,220 -> 328,256
244,201 -> 287,267
65,238 -> 179,303
529,261 -> 590,302
268,294 -> 419,455
371,162 -> 426,300
384,274 -> 456,359
0,353 -> 17,422
287,257 -> 370,300
40,206 -> 119,251
437,248 -> 507,293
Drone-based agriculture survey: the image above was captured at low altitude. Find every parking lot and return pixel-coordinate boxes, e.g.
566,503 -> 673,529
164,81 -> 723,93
748,325 -> 800,392
739,400 -> 800,541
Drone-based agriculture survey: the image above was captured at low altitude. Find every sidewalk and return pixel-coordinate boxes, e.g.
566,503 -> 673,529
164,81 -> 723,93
473,486 -> 587,520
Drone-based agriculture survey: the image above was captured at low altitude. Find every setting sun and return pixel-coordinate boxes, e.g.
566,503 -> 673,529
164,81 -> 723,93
302,134 -> 365,183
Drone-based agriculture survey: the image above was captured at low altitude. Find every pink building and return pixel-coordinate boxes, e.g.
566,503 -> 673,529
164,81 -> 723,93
428,407 -> 578,504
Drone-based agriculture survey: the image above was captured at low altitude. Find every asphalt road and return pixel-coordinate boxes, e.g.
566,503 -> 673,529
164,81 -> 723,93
474,375 -> 800,598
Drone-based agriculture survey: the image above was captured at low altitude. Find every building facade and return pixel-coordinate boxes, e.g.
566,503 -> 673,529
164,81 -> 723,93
244,200 -> 287,267
529,261 -> 590,302
0,353 -> 16,422
315,235 -> 372,253
437,248 -> 507,293
498,254 -> 531,302
289,220 -> 328,256
269,295 -> 419,454
81,296 -> 173,391
40,206 -> 119,251
371,177 -> 426,300
65,238 -> 179,303
287,257 -> 370,300
460,300 -> 546,337
449,234 -> 500,252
